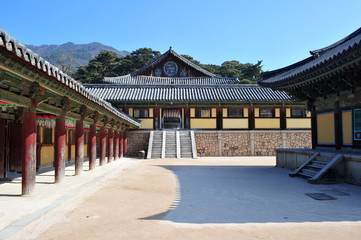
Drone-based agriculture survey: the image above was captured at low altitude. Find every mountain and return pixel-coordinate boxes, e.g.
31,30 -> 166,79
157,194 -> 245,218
26,42 -> 129,72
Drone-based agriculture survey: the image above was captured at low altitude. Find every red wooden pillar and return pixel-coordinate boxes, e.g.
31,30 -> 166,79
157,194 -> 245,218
123,131 -> 127,156
107,128 -> 114,163
88,124 -> 96,170
119,131 -> 123,158
21,110 -> 37,195
75,120 -> 84,175
55,116 -> 66,183
0,120 -> 6,178
114,130 -> 119,161
99,127 -> 106,166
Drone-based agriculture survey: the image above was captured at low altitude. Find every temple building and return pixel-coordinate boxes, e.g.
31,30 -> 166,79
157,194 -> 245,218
0,29 -> 140,195
259,27 -> 361,185
85,47 -> 312,157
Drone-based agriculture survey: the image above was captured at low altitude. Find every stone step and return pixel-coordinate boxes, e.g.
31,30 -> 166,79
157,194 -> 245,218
298,172 -> 313,178
315,156 -> 333,162
302,168 -> 318,176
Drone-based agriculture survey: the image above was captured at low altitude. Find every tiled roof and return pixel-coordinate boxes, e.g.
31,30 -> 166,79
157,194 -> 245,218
103,75 -> 239,85
85,84 -> 293,103
0,29 -> 140,127
259,27 -> 361,87
131,47 -> 217,77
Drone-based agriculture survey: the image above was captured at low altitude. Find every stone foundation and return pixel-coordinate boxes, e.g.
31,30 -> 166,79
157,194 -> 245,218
126,130 -> 311,157
195,130 -> 311,156
126,131 -> 150,156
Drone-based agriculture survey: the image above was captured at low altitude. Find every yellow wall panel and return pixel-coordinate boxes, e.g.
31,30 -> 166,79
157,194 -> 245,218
223,118 -> 248,129
243,108 -> 249,117
84,144 -> 88,157
342,111 -> 352,145
65,144 -> 69,160
40,127 -> 43,143
211,108 -> 217,118
275,108 -> 280,117
254,108 -> 259,117
190,118 -> 217,129
317,112 -> 335,144
138,118 -> 154,129
286,108 -> 291,117
255,118 -> 280,129
223,108 -> 228,117
149,108 -> 153,118
40,145 -> 54,165
286,118 -> 311,129
71,145 -> 75,159
128,108 -> 133,117
190,108 -> 195,118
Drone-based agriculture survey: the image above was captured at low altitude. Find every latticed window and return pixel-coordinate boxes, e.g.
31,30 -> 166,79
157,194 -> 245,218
291,109 -> 306,118
42,128 -> 52,144
134,108 -> 149,118
196,108 -> 211,118
354,109 -> 361,140
259,108 -> 274,118
228,108 -> 243,118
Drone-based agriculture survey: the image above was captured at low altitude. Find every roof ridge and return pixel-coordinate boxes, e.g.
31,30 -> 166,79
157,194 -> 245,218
310,27 -> 361,56
130,48 -> 216,77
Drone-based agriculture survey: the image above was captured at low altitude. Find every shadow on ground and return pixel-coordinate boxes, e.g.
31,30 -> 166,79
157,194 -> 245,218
142,165 -> 361,224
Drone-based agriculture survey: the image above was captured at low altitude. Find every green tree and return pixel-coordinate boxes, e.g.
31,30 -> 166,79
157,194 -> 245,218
73,51 -> 121,83
117,48 -> 161,75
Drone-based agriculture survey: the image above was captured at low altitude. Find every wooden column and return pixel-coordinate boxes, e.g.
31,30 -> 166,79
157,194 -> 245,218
67,130 -> 72,161
36,126 -> 42,171
88,124 -> 96,170
248,106 -> 254,130
280,105 -> 286,130
21,110 -> 37,195
114,130 -> 119,161
0,119 -> 5,178
123,131 -> 127,156
154,108 -> 159,130
310,105 -> 317,149
217,107 -> 222,130
99,127 -> 106,166
55,115 -> 66,183
75,120 -> 84,175
334,102 -> 342,150
185,107 -> 190,129
107,128 -> 114,163
119,131 -> 124,158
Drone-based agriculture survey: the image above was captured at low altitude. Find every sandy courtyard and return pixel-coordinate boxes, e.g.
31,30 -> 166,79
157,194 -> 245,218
3,157 -> 361,240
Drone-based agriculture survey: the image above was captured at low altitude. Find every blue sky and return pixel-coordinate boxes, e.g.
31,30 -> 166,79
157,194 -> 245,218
1,0 -> 361,71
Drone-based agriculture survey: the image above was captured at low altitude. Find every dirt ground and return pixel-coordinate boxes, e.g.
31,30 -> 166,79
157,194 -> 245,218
6,157 -> 361,240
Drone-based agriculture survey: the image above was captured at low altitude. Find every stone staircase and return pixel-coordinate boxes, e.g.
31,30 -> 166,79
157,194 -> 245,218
180,131 -> 193,158
147,130 -> 197,159
150,131 -> 162,159
289,152 -> 343,183
165,131 -> 177,158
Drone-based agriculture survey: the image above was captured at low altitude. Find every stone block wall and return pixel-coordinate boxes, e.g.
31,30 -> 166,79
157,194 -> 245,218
126,130 -> 311,157
195,132 -> 219,156
286,132 -> 312,149
195,130 -> 311,156
126,131 -> 150,156
222,133 -> 251,156
253,132 -> 283,156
